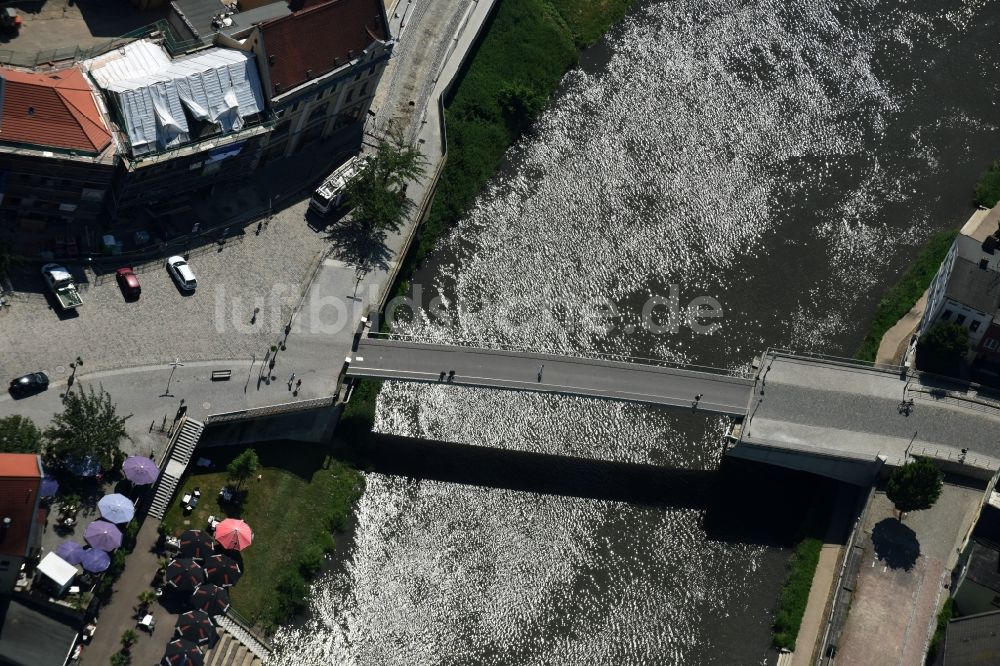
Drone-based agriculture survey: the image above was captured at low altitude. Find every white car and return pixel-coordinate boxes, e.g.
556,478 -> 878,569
166,256 -> 198,291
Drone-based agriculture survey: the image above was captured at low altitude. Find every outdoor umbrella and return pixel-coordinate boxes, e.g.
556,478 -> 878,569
190,584 -> 230,616
203,554 -> 241,588
81,548 -> 111,573
123,456 -> 159,486
84,520 -> 123,551
40,474 -> 59,497
97,493 -> 135,524
54,541 -> 86,565
174,610 -> 217,646
165,558 -> 205,592
161,639 -> 204,666
179,530 -> 215,560
214,518 -> 253,551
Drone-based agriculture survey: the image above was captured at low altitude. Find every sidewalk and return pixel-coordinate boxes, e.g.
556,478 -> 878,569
80,518 -> 173,666
791,484 -> 856,666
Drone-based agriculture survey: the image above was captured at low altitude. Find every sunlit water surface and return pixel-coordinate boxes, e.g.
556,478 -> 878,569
271,0 -> 1000,663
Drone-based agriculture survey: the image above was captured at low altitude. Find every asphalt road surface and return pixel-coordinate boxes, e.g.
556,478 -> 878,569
348,338 -> 755,415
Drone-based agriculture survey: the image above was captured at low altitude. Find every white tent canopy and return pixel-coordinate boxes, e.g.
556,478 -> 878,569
37,552 -> 77,594
85,41 -> 265,156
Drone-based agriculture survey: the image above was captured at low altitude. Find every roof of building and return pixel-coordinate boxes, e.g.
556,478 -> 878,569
171,0 -> 292,39
0,597 -> 79,666
942,609 -> 1000,665
0,454 -> 41,559
259,0 -> 389,97
944,235 -> 1000,315
964,540 -> 1000,594
0,67 -> 112,154
37,552 -> 78,588
85,41 -> 266,156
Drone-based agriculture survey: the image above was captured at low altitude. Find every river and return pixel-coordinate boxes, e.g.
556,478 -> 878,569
270,0 -> 1000,663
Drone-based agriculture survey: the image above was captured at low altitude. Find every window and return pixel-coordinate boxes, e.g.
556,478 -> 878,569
345,89 -> 354,103
971,320 -> 981,332
985,338 -> 999,351
956,314 -> 967,325
942,310 -> 952,320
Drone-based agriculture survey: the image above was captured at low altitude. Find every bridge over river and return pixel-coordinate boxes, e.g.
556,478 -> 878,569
346,337 -> 1000,485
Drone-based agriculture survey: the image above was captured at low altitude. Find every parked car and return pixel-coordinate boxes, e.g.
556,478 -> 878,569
115,267 -> 141,299
166,256 -> 197,292
9,371 -> 49,396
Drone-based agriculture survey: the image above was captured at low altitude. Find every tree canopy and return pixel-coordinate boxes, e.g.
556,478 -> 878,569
0,415 -> 42,454
917,321 -> 969,375
886,459 -> 943,519
44,386 -> 130,473
227,448 -> 260,490
343,131 -> 426,238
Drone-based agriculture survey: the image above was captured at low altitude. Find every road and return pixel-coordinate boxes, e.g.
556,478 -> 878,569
347,338 -> 755,415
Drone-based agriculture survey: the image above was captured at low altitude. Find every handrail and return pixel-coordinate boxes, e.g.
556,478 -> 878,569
362,331 -> 752,378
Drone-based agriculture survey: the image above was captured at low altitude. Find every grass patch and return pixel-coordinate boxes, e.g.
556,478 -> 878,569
772,536 -> 823,651
926,597 -> 954,664
160,442 -> 363,633
854,229 -> 958,362
550,0 -> 634,47
975,161 -> 1000,207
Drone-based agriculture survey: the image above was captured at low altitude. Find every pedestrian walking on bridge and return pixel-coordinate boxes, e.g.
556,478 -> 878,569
538,365 -> 545,382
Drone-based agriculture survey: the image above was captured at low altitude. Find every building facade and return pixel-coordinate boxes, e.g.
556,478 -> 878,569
0,66 -> 116,255
0,453 -> 43,595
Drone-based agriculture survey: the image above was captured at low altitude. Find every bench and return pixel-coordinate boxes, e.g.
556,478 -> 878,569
211,369 -> 232,381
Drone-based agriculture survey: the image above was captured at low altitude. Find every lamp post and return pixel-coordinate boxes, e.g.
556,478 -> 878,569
161,358 -> 183,397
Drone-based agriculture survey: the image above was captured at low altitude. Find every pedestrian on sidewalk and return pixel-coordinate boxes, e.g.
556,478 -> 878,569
538,364 -> 544,382
288,372 -> 296,389
296,378 -> 302,390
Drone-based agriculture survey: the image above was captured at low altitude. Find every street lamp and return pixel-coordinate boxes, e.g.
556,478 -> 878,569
161,358 -> 184,397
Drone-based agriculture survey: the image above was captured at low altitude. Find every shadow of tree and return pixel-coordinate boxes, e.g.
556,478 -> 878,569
323,220 -> 392,271
872,517 -> 921,570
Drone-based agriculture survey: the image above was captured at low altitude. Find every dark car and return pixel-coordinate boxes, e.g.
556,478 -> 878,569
115,267 -> 141,299
9,372 -> 49,396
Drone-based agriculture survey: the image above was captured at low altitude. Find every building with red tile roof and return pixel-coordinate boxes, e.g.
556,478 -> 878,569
257,0 -> 388,97
216,0 -> 392,160
0,67 -> 112,155
0,453 -> 43,594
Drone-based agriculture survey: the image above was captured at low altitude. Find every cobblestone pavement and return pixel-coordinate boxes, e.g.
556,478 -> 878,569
835,486 -> 983,665
1,202 -> 326,381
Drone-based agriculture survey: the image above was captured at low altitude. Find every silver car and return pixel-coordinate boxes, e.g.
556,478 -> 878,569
166,256 -> 198,291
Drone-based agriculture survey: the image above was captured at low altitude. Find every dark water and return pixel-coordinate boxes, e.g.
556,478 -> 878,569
270,0 -> 1000,663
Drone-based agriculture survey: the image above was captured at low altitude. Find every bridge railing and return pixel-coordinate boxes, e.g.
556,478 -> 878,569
364,331 -> 753,379
765,347 -> 906,373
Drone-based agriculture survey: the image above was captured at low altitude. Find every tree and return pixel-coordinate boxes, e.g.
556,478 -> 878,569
917,321 -> 968,375
136,589 -> 156,611
44,386 -> 130,473
120,629 -> 138,651
227,449 -> 260,490
110,652 -> 131,666
344,131 -> 426,239
0,415 -> 42,453
887,459 -> 943,520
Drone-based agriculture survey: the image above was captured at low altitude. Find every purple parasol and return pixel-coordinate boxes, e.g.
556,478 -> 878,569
55,541 -> 85,565
123,456 -> 159,486
40,475 -> 59,497
81,548 -> 111,573
98,493 -> 135,524
84,520 -> 123,551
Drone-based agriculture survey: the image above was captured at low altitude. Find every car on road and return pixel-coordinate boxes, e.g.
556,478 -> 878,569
115,267 -> 141,299
166,256 -> 197,292
9,371 -> 49,396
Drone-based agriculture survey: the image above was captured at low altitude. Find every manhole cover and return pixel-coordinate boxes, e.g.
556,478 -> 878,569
202,402 -> 211,410
55,365 -> 65,374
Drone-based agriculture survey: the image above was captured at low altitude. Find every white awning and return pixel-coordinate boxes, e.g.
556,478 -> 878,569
37,552 -> 77,589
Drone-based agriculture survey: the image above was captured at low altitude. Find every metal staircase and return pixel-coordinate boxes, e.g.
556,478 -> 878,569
148,417 -> 205,519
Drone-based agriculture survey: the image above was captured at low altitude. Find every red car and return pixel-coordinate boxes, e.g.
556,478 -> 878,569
115,267 -> 141,299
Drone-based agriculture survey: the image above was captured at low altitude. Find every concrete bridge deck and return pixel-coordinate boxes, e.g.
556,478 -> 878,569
346,338 -> 755,416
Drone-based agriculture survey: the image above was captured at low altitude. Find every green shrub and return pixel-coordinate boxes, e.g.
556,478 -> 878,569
975,162 -> 1000,207
297,544 -> 325,578
917,320 -> 969,375
926,598 -> 954,664
273,570 -> 309,620
772,537 -> 823,650
855,229 -> 957,362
